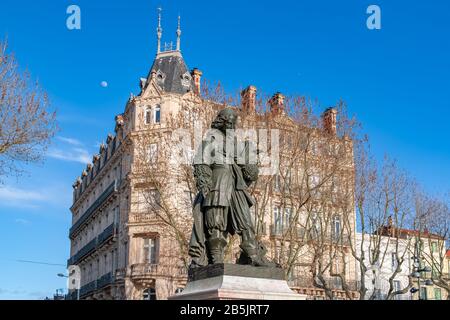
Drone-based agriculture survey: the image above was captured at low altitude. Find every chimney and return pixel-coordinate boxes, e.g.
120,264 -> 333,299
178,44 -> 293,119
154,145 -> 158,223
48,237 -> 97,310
269,92 -> 284,113
322,107 -> 337,135
241,85 -> 257,112
191,68 -> 202,95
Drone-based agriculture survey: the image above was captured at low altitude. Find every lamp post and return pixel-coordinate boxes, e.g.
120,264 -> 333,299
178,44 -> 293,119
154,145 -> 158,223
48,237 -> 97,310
58,273 -> 80,300
409,238 -> 433,300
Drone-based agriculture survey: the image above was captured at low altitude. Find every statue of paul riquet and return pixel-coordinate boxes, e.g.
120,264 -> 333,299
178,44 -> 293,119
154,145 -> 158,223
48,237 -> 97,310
188,108 -> 278,269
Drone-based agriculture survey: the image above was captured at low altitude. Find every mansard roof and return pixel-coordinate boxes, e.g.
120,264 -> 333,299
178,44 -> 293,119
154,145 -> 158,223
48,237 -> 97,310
147,50 -> 194,95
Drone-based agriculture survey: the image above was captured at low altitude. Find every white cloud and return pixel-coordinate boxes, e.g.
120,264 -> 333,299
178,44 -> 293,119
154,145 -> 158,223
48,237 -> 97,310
47,148 -> 91,164
0,186 -> 47,202
0,185 -> 71,210
48,136 -> 92,164
57,136 -> 82,146
15,218 -> 31,225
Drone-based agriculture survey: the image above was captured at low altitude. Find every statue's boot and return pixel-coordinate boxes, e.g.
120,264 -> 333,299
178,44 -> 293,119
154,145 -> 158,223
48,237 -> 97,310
207,230 -> 228,264
240,230 -> 278,268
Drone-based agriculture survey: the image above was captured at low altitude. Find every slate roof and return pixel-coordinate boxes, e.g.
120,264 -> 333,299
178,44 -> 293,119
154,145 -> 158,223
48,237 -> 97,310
147,51 -> 194,95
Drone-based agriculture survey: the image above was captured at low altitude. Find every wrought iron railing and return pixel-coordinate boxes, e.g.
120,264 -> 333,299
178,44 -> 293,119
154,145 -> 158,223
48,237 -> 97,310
97,272 -> 113,289
288,277 -> 360,292
270,225 -> 306,238
97,223 -> 116,246
67,223 -> 117,266
65,290 -> 79,300
79,280 -> 97,297
115,268 -> 126,280
69,180 -> 117,238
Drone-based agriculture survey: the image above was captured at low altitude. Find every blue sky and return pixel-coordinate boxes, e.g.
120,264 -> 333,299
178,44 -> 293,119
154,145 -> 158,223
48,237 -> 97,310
0,0 -> 449,299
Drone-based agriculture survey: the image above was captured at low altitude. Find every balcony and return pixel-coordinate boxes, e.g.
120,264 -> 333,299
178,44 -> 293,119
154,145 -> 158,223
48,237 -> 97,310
288,277 -> 360,292
70,180 -> 118,239
115,268 -> 126,281
67,223 -> 117,266
130,263 -> 188,281
130,263 -> 159,279
97,223 -> 116,247
79,280 -> 97,297
68,238 -> 97,266
65,290 -> 79,300
97,272 -> 113,289
129,212 -> 159,224
270,225 -> 306,239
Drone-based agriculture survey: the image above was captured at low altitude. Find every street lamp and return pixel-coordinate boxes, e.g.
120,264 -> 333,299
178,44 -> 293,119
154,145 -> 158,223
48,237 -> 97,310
410,239 -> 433,300
57,273 -> 79,300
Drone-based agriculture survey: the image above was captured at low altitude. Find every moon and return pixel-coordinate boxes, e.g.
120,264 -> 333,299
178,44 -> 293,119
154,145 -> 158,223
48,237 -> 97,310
100,81 -> 108,88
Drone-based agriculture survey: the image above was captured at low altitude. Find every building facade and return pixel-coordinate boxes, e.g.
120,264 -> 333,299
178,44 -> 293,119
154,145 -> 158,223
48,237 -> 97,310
66,12 -> 359,300
356,221 -> 449,300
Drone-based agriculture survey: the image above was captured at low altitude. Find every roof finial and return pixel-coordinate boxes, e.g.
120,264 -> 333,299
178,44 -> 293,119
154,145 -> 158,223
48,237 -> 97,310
176,14 -> 181,51
156,7 -> 163,54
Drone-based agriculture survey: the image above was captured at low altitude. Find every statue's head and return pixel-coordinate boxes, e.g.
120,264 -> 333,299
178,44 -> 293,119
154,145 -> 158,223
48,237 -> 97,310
211,108 -> 237,133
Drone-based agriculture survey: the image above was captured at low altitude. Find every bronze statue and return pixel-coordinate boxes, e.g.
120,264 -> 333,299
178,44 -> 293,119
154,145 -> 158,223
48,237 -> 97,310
188,108 -> 278,268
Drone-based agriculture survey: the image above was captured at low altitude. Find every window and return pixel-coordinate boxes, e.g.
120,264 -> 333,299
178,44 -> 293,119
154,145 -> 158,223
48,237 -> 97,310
149,189 -> 161,207
143,288 -> 157,300
143,238 -> 159,264
391,252 -> 397,271
309,212 -> 321,239
154,105 -> 161,124
333,259 -> 340,274
145,107 -> 152,124
273,175 -> 280,192
431,242 -> 438,253
273,207 -> 281,230
148,143 -> 158,163
434,288 -> 442,300
273,207 -> 290,234
332,215 -> 341,241
175,287 -> 184,294
284,208 -> 291,226
420,287 -> 427,300
432,266 -> 439,279
393,280 -> 401,300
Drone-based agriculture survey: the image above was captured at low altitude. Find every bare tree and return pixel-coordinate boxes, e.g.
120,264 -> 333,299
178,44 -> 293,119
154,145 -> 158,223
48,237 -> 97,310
346,154 -> 417,300
0,40 -> 57,179
414,191 -> 450,299
235,93 -> 364,300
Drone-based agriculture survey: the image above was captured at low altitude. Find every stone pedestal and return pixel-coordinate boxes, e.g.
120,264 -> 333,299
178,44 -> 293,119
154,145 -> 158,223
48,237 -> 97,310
169,263 -> 306,300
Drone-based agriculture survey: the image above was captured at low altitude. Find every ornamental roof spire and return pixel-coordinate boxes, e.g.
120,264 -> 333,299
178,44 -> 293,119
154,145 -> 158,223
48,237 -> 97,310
156,7 -> 163,54
176,15 -> 181,51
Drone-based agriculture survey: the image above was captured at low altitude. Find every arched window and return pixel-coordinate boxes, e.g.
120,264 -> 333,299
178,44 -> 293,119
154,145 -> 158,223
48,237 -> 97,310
143,288 -> 157,300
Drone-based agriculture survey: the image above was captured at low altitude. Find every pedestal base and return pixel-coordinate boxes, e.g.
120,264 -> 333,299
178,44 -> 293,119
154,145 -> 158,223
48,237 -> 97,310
169,264 -> 306,300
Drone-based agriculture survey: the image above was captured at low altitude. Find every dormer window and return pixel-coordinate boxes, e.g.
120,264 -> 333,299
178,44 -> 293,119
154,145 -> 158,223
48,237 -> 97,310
154,105 -> 161,124
145,107 -> 152,124
144,105 -> 161,125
